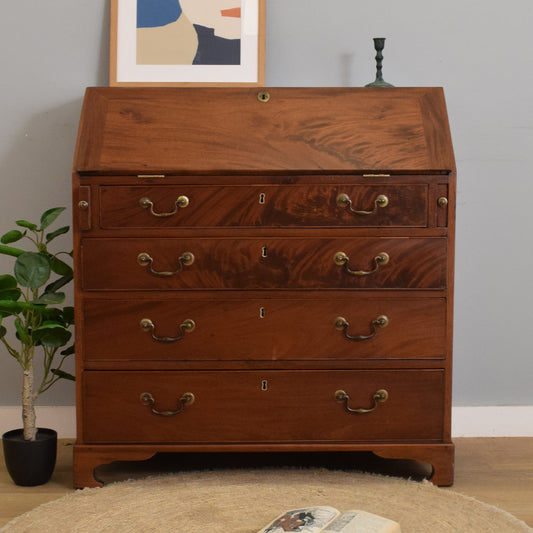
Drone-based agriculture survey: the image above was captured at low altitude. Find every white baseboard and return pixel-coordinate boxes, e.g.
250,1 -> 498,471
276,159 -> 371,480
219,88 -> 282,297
451,406 -> 533,437
1,406 -> 533,439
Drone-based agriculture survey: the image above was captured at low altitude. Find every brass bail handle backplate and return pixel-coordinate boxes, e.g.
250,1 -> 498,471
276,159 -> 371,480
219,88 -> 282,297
336,193 -> 389,215
139,196 -> 189,217
334,251 -> 389,276
140,391 -> 195,417
335,389 -> 389,414
137,251 -> 195,277
334,315 -> 389,341
140,318 -> 195,343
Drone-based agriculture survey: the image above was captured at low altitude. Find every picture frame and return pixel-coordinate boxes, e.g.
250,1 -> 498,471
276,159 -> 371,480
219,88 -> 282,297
110,0 -> 265,86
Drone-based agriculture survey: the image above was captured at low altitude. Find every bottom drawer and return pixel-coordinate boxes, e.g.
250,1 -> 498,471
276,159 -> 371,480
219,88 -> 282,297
81,370 -> 445,444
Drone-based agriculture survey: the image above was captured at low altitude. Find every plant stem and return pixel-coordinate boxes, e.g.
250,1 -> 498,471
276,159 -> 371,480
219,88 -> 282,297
22,354 -> 37,441
20,287 -> 39,441
39,346 -> 59,394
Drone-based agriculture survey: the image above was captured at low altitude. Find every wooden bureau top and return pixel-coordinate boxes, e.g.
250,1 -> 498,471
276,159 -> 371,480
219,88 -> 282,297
74,87 -> 455,175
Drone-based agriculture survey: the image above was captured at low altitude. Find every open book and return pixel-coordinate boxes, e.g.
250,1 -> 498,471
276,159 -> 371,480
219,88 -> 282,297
257,506 -> 401,533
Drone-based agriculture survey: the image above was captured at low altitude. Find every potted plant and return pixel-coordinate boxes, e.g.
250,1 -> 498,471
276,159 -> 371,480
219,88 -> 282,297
0,207 -> 74,486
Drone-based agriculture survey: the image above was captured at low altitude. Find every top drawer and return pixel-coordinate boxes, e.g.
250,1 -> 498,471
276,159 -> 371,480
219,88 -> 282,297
98,184 -> 428,229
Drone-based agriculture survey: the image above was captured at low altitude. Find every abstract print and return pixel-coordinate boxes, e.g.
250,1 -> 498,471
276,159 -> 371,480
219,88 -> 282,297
136,0 -> 241,65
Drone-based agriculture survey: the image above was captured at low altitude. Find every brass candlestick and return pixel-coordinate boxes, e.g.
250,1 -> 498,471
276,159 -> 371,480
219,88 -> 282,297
366,38 -> 394,87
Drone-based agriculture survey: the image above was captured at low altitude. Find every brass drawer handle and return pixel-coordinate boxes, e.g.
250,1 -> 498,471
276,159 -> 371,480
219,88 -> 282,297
333,251 -> 389,276
140,318 -> 195,343
139,196 -> 189,217
336,193 -> 389,215
137,251 -> 194,277
334,315 -> 389,341
335,389 -> 389,414
140,391 -> 195,417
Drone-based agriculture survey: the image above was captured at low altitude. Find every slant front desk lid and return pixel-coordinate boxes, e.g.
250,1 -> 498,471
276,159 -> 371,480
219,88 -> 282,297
74,87 -> 455,175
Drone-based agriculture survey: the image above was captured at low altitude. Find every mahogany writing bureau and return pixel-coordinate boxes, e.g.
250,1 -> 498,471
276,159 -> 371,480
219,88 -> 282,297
72,87 -> 456,487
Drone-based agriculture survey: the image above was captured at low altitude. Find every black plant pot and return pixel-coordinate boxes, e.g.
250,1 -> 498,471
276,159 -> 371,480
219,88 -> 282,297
2,428 -> 57,486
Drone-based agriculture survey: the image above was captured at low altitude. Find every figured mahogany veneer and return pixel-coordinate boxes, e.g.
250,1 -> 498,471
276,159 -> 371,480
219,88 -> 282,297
72,87 -> 456,488
81,237 -> 446,290
82,370 -> 445,444
82,296 -> 446,361
99,184 -> 429,228
75,88 -> 454,174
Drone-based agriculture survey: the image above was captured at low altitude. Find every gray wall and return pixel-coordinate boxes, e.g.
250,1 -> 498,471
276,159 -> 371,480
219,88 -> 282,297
1,0 -> 532,407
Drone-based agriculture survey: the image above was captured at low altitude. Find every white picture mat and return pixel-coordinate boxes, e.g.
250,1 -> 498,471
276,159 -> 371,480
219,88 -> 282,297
116,0 -> 259,84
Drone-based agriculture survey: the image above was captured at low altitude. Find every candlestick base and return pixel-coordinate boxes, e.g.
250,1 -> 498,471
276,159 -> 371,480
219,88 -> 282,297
366,79 -> 394,88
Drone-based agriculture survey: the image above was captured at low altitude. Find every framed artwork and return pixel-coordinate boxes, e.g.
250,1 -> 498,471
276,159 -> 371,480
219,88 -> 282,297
110,0 -> 265,86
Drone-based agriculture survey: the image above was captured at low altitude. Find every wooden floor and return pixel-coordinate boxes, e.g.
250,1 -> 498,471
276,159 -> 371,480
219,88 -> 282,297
1,438 -> 532,528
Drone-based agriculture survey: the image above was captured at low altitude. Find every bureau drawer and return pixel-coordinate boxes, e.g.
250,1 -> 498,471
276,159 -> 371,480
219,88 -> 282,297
83,297 -> 446,361
82,370 -> 445,443
81,237 -> 446,290
99,184 -> 428,229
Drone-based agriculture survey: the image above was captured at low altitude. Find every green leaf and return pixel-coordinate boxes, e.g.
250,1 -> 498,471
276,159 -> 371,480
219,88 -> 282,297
32,322 -> 72,347
40,307 -> 62,322
14,252 -> 51,288
34,292 -> 66,305
45,273 -> 73,294
0,300 -> 24,316
16,220 -> 37,231
0,244 -> 25,258
61,306 -> 74,326
0,274 -> 21,303
0,324 -> 6,338
0,275 -> 18,291
1,230 -> 26,244
51,368 -> 75,381
0,300 -> 46,316
49,256 -> 73,276
60,343 -> 75,356
39,207 -> 66,231
46,225 -> 70,243
14,317 -> 31,344
0,289 -> 21,301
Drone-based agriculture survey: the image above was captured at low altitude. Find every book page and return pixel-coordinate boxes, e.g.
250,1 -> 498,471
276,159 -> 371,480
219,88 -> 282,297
256,506 -> 340,533
322,510 -> 401,533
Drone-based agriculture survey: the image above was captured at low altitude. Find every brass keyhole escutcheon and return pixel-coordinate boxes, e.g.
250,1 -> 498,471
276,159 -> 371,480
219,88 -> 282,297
257,91 -> 270,103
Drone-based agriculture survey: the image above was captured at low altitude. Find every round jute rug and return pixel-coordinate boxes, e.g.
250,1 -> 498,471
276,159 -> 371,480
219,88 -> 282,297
2,469 -> 531,533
